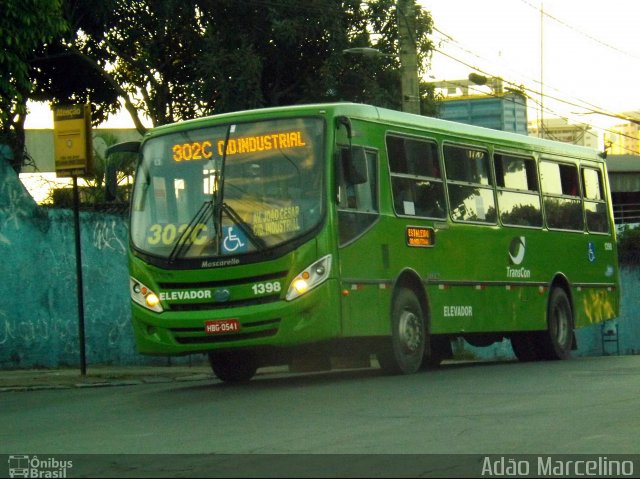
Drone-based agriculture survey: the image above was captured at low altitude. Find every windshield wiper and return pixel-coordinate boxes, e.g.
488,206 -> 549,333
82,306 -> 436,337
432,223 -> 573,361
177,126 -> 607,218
168,200 -> 214,262
214,126 -> 232,255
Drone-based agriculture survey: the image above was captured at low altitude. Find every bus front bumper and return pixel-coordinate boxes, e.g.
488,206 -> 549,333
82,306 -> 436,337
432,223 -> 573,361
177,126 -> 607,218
130,279 -> 341,356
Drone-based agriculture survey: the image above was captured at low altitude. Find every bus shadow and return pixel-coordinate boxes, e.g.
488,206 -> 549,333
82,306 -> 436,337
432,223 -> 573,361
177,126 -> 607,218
164,358 -> 522,394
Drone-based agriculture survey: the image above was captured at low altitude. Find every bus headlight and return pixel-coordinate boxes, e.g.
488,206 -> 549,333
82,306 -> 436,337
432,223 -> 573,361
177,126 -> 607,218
286,255 -> 332,301
130,277 -> 164,313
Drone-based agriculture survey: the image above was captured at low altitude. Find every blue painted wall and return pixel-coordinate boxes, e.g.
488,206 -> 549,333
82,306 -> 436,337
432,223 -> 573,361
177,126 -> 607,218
0,158 -> 638,368
0,159 -> 184,368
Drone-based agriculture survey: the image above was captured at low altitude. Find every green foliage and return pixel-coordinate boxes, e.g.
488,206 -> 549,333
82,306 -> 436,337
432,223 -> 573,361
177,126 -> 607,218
0,0 -> 66,122
0,0 -> 67,171
3,0 -> 439,172
617,225 -> 640,266
51,0 -> 438,124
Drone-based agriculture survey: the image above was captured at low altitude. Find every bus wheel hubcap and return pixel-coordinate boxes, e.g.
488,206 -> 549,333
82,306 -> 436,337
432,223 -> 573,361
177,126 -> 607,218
554,303 -> 569,346
399,310 -> 422,354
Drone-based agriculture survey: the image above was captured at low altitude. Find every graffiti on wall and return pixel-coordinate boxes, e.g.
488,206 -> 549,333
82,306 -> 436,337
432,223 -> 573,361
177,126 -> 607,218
92,218 -> 127,254
0,162 -> 35,246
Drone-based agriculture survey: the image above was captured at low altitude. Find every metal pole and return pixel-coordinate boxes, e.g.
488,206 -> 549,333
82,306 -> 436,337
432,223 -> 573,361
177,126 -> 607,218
73,176 -> 87,376
397,0 -> 420,114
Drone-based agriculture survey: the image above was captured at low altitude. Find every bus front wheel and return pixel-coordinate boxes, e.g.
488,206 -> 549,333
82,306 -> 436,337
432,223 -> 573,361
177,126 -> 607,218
208,352 -> 258,383
377,288 -> 426,375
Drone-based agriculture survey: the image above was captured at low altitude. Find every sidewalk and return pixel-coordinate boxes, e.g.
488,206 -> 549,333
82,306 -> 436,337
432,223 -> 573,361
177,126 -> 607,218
0,364 -> 215,392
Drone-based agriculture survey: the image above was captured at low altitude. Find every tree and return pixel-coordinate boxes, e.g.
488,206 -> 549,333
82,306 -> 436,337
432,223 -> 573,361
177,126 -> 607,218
50,0 -> 439,124
8,0 -> 438,173
195,0 -> 438,115
30,0 -> 144,133
0,0 -> 67,172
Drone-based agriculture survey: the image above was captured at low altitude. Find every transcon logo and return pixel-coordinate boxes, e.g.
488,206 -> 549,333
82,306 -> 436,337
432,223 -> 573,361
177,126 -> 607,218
507,236 -> 532,279
508,236 -> 526,265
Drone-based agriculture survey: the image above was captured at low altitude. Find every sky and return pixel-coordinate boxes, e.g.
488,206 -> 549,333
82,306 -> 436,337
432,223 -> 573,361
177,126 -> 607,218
420,0 -> 640,130
25,0 -> 640,133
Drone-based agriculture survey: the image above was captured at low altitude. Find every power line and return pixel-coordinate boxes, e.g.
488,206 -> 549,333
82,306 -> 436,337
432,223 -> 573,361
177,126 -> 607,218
433,57 -> 640,152
431,25 -> 640,126
432,45 -> 640,127
519,0 -> 640,62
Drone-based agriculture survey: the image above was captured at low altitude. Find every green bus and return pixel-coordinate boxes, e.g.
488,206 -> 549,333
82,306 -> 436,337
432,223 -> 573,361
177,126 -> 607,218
120,103 -> 620,382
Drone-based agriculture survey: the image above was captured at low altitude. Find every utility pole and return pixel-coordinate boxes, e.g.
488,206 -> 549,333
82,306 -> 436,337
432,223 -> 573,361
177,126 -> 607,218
397,0 -> 420,114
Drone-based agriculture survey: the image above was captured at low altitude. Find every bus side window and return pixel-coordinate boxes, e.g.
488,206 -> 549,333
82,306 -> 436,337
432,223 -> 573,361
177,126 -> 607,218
386,135 -> 446,219
443,144 -> 496,223
540,160 -> 584,231
582,167 -> 609,233
337,147 -> 379,245
494,153 -> 543,228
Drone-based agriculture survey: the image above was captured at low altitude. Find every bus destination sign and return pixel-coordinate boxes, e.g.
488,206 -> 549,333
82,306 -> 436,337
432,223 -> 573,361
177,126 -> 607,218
406,226 -> 435,248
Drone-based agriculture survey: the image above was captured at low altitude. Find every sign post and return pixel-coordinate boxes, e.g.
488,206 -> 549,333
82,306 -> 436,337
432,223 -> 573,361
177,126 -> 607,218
53,104 -> 93,376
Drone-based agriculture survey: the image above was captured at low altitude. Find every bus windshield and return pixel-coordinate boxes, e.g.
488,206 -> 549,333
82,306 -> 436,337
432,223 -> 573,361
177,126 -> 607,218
130,117 -> 325,261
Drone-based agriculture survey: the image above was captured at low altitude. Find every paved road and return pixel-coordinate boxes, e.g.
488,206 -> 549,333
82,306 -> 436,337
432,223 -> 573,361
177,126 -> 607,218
1,356 -> 639,477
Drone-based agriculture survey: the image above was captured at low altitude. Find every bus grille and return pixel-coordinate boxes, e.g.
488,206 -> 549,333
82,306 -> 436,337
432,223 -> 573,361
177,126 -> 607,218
158,271 -> 288,311
167,295 -> 280,311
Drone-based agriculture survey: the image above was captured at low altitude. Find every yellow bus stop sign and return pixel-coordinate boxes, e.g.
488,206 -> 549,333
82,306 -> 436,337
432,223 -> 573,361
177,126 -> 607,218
53,104 -> 93,177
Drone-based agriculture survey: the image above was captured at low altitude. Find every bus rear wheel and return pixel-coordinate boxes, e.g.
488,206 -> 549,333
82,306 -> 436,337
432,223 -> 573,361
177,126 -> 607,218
540,287 -> 574,360
208,352 -> 258,383
377,288 -> 426,375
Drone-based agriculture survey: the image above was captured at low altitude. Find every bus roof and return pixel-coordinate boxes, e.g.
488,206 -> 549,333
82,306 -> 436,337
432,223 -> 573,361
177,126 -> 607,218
148,102 -> 603,162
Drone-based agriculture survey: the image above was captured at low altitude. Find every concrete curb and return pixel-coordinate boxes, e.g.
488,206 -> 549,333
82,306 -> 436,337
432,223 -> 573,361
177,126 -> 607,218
0,366 -> 215,393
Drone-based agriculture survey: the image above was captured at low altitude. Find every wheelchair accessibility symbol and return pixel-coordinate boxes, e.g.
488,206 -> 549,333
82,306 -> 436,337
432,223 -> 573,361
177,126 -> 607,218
222,226 -> 248,254
587,241 -> 596,263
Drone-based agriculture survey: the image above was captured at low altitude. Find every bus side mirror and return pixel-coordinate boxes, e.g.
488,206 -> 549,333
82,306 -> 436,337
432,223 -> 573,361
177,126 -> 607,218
105,141 -> 141,202
344,146 -> 368,185
336,116 -> 352,139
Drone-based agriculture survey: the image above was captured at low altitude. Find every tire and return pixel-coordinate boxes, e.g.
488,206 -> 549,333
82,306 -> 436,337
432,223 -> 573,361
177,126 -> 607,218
208,352 -> 258,383
540,287 -> 574,360
377,288 -> 426,375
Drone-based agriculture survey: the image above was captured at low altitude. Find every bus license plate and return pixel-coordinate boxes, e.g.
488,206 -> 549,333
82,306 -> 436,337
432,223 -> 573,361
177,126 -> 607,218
205,319 -> 240,335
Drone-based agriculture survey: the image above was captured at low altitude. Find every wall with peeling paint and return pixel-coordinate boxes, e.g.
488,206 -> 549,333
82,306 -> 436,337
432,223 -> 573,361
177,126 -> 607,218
0,158 -> 637,368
